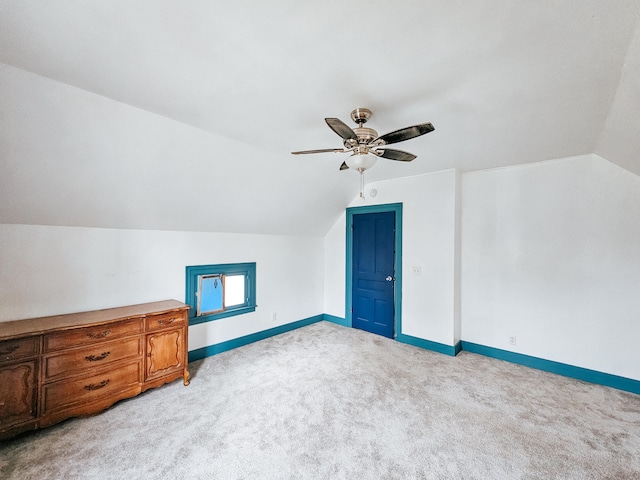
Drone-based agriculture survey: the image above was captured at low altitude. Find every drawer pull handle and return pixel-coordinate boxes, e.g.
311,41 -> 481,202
0,345 -> 20,355
158,317 -> 176,325
84,379 -> 110,391
85,351 -> 111,362
87,330 -> 111,339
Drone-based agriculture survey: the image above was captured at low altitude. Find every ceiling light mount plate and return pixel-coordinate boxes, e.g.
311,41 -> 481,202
350,108 -> 372,125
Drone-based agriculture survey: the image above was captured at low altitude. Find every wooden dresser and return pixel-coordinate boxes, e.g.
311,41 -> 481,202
0,300 -> 189,441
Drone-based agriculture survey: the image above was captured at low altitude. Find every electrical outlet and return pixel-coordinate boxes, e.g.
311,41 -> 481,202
272,312 -> 277,323
509,336 -> 517,345
412,266 -> 422,275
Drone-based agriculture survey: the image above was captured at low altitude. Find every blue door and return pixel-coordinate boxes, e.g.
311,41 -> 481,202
352,211 -> 395,338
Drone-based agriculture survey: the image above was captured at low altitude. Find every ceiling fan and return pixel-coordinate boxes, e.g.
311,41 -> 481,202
291,108 -> 434,173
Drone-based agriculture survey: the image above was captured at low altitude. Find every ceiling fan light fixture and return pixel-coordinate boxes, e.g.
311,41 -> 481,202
345,152 -> 378,171
291,107 -> 434,181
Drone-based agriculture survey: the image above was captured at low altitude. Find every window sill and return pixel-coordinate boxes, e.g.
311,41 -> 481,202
188,306 -> 256,326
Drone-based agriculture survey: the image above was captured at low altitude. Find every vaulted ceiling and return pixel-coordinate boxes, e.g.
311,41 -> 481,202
1,1 -> 639,235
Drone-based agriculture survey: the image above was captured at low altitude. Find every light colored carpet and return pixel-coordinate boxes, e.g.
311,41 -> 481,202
1,321 -> 639,479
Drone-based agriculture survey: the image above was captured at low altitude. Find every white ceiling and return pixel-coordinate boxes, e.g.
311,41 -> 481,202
1,1 -> 639,235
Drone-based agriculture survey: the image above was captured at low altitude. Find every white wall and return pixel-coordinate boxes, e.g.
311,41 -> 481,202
461,154 -> 640,380
0,224 -> 324,351
325,156 -> 640,383
323,211 -> 346,318
323,170 -> 460,346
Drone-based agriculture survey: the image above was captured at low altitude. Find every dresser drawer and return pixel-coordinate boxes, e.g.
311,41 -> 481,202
43,337 -> 143,381
41,361 -> 141,414
44,318 -> 144,352
0,360 -> 38,427
146,311 -> 185,331
0,337 -> 39,365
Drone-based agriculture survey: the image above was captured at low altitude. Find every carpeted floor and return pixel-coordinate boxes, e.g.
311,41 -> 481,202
1,321 -> 639,479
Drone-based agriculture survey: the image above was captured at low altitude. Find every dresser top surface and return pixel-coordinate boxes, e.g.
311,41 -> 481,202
0,300 -> 189,341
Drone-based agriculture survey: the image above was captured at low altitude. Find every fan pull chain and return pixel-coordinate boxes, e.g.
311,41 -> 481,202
358,168 -> 366,201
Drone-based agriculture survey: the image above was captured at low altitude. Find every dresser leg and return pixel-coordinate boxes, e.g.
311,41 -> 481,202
183,368 -> 190,386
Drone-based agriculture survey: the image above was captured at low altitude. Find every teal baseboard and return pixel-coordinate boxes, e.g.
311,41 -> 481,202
323,314 -> 350,327
396,333 -> 459,357
188,314 -> 324,363
461,341 -> 640,396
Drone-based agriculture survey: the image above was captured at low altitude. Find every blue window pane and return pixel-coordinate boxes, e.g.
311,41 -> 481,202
198,274 -> 224,315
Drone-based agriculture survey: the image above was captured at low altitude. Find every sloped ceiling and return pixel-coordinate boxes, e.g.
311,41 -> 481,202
1,1 -> 639,236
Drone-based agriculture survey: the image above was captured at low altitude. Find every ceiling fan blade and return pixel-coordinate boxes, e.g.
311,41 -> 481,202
376,148 -> 417,162
339,161 -> 349,171
325,118 -> 358,140
374,122 -> 434,145
291,148 -> 344,155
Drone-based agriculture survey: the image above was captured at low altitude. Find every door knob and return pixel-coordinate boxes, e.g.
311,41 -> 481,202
386,276 -> 394,282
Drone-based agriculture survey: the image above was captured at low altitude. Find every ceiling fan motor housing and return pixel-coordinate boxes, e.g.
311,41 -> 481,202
344,127 -> 379,148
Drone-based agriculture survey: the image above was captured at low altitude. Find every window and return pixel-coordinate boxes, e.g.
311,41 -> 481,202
185,262 -> 256,325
